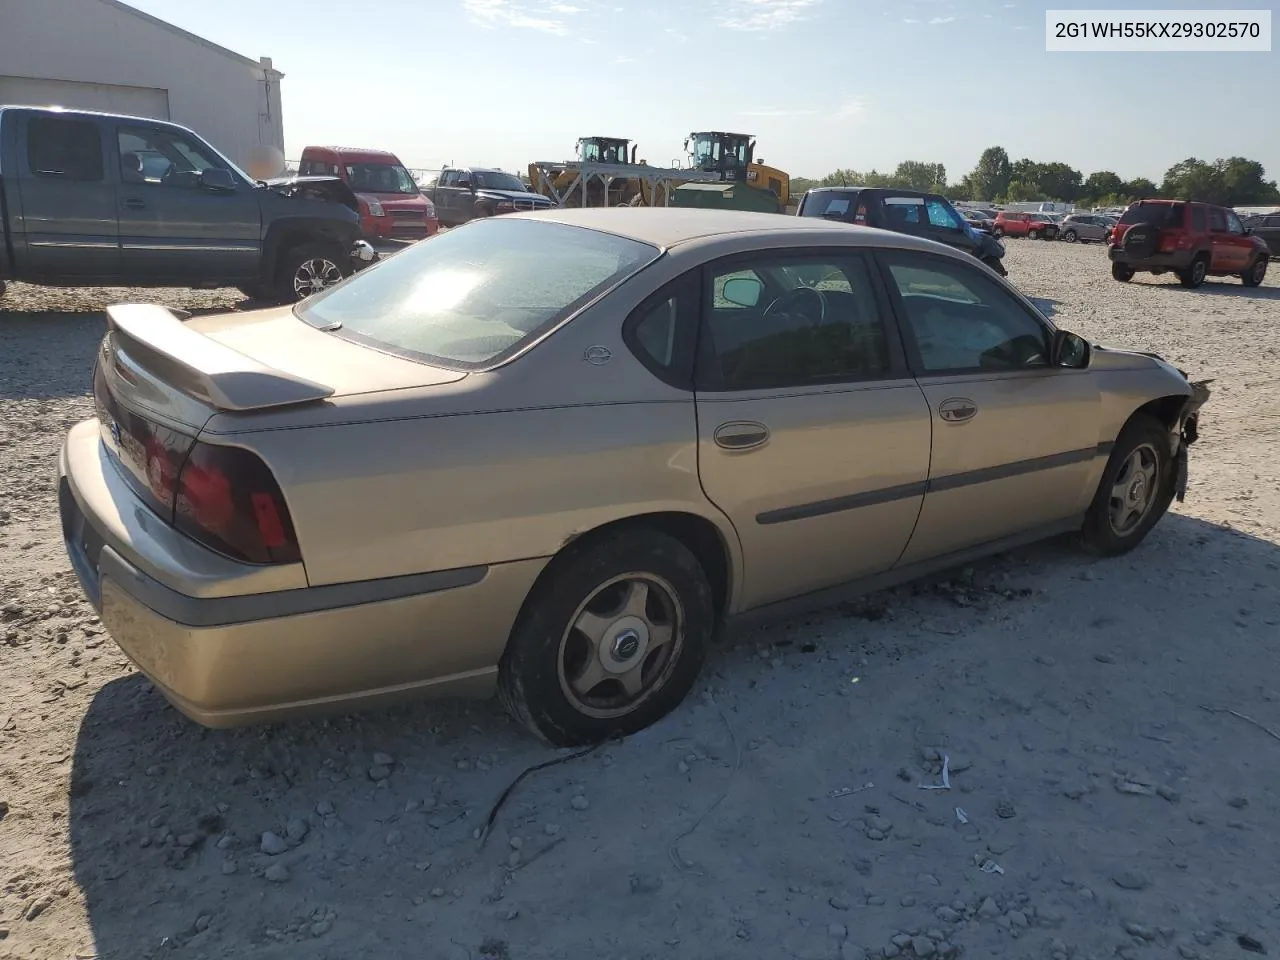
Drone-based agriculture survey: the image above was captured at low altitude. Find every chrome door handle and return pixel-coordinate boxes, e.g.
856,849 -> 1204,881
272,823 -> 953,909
937,398 -> 977,423
714,420 -> 770,450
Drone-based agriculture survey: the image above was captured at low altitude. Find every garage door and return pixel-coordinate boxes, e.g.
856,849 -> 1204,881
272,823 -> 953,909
0,75 -> 170,120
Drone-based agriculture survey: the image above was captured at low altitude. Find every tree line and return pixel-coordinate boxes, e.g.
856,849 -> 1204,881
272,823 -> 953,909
791,148 -> 1280,208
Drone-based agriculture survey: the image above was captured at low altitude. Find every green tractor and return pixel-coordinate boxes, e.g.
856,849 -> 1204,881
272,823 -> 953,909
676,131 -> 792,212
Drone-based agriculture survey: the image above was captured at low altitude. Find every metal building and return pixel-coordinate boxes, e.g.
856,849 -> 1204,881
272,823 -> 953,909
0,0 -> 284,173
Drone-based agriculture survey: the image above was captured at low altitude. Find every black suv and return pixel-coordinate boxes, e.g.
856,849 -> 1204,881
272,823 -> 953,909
427,167 -> 555,227
797,187 -> 1007,275
0,106 -> 377,304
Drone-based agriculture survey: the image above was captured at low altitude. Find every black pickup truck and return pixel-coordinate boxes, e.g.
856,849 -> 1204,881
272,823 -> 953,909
0,106 -> 376,304
427,166 -> 555,227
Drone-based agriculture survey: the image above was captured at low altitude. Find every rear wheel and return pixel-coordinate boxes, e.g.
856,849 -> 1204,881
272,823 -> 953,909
1178,255 -> 1208,288
1063,229 -> 1078,243
1081,414 -> 1174,556
497,529 -> 714,746
1111,263 -> 1135,282
1241,256 -> 1268,287
276,241 -> 349,302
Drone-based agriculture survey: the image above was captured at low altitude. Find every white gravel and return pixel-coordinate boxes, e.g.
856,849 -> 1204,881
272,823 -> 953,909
1,241 -> 1279,960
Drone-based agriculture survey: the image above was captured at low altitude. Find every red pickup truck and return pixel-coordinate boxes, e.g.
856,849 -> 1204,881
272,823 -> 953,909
299,146 -> 439,243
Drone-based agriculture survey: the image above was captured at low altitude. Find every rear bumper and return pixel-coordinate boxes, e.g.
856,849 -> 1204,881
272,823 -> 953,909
57,420 -> 546,727
1108,246 -> 1195,270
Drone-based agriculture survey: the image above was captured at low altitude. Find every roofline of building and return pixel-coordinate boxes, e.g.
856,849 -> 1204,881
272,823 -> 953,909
96,0 -> 285,76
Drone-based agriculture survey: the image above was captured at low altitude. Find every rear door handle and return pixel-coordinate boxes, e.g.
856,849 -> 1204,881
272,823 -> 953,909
122,198 -> 145,210
714,420 -> 770,450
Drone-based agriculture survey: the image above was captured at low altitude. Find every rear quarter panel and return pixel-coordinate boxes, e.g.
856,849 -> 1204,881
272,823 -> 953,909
201,253 -> 744,595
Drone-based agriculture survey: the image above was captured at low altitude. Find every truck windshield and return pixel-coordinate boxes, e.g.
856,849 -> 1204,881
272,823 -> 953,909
295,217 -> 659,369
344,162 -> 419,194
474,171 -> 528,192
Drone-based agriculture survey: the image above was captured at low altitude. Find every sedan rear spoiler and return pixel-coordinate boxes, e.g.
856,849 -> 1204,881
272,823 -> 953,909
104,304 -> 335,412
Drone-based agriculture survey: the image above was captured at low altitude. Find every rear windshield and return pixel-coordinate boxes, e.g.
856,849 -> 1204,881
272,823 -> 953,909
1119,202 -> 1185,227
296,217 -> 659,368
801,192 -> 858,219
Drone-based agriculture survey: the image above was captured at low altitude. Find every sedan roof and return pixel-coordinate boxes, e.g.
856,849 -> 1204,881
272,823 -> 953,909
506,207 -> 948,253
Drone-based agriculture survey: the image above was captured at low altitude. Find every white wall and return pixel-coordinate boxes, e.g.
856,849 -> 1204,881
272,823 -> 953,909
0,0 -> 284,171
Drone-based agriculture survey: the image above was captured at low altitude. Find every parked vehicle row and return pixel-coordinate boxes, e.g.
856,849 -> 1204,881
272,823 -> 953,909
298,146 -> 440,242
0,106 -> 377,303
57,208 -> 1210,743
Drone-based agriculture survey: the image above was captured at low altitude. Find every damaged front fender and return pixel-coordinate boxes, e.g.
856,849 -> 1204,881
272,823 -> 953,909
261,175 -> 360,213
1173,378 -> 1212,502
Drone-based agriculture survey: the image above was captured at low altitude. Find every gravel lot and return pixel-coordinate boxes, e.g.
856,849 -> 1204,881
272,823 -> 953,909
2,240 -> 1279,960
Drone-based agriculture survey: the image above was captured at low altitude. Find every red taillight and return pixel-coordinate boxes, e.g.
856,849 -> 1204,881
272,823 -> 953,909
174,443 -> 302,565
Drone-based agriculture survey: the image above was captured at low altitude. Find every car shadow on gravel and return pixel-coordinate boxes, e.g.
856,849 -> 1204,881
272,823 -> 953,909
64,511 -> 1280,959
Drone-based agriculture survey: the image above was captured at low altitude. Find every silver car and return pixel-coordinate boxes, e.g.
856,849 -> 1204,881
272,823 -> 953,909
1060,214 -> 1113,244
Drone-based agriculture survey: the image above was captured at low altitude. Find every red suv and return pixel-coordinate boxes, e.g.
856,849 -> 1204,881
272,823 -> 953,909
299,146 -> 439,243
1108,199 -> 1269,288
993,211 -> 1059,240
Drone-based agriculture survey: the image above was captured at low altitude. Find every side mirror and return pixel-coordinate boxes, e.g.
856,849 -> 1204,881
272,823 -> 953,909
198,168 -> 237,192
1050,329 -> 1090,369
721,276 -> 763,308
457,179 -> 473,191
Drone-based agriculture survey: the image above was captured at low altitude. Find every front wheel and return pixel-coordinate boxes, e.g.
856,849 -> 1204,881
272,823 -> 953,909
1028,229 -> 1040,241
1241,256 -> 1268,287
498,529 -> 714,746
276,241 -> 350,302
1063,230 -> 1078,243
1111,263 -> 1135,282
1081,414 -> 1174,556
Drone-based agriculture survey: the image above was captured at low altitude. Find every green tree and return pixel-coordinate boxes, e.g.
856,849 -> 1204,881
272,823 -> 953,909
1161,158 -> 1223,202
1081,171 -> 1124,203
1122,177 -> 1157,199
893,160 -> 948,192
962,146 -> 1012,202
1217,157 -> 1280,204
818,168 -> 863,187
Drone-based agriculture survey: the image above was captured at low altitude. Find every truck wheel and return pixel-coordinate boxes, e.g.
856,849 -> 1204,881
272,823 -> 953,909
1111,263 -> 1134,282
276,241 -> 350,302
497,529 -> 713,747
1080,414 -> 1174,556
1178,255 -> 1208,288
1241,256 -> 1268,287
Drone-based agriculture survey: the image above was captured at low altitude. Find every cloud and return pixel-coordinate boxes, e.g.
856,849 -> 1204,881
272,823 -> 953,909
613,54 -> 635,63
664,26 -> 690,41
928,14 -> 955,23
834,97 -> 866,119
903,17 -> 921,23
718,0 -> 822,31
463,0 -> 579,35
737,106 -> 820,117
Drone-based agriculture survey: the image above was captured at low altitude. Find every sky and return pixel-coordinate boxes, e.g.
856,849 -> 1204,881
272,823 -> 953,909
122,0 -> 1279,184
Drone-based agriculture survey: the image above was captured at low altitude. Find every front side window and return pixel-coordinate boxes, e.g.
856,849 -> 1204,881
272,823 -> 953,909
883,252 -> 1050,374
1225,210 -> 1245,235
702,255 -> 891,390
926,198 -> 963,230
118,127 -> 226,188
27,117 -> 103,181
296,217 -> 658,368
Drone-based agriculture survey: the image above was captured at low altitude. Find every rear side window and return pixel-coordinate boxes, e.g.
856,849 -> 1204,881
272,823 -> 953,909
1190,206 -> 1206,231
1208,207 -> 1226,231
800,193 -> 856,219
26,117 -> 103,181
296,217 -> 659,369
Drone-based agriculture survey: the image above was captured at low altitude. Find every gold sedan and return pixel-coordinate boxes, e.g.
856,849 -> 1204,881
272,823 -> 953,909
58,209 -> 1209,745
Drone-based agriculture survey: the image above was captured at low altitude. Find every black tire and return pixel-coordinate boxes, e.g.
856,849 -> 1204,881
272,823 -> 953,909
274,240 -> 351,303
1178,255 -> 1208,288
498,529 -> 714,746
1028,229 -> 1040,241
1080,414 -> 1175,557
1063,229 -> 1078,243
1241,256 -> 1268,287
1111,263 -> 1135,282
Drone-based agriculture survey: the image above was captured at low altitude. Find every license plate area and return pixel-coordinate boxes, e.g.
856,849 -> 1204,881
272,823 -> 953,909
59,477 -> 105,611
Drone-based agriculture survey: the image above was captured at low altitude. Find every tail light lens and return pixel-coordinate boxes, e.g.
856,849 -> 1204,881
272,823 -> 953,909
174,443 -> 302,565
